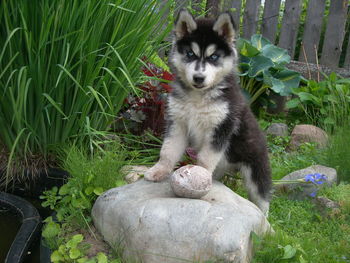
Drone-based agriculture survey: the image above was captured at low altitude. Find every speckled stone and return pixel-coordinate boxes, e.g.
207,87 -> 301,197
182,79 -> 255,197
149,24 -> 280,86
170,165 -> 212,198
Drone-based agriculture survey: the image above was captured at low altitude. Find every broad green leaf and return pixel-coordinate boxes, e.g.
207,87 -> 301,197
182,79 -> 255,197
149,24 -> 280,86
238,62 -> 250,76
77,257 -> 90,263
67,235 -> 83,248
297,92 -> 320,104
251,34 -> 271,50
85,186 -> 94,195
61,195 -> 72,203
72,234 -> 84,243
115,180 -> 126,187
71,197 -> 82,208
58,245 -> 66,254
41,201 -> 50,208
281,244 -> 297,259
273,70 -> 301,95
248,56 -> 274,77
97,252 -> 108,263
261,44 -> 290,65
270,78 -> 285,94
69,247 -> 81,259
93,187 -> 104,195
51,251 -> 63,262
286,98 -> 300,109
59,184 -> 69,195
237,38 -> 260,57
263,70 -> 285,95
79,258 -> 97,263
42,221 -> 60,239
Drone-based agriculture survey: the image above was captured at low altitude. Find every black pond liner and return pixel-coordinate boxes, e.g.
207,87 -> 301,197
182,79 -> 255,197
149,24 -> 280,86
0,192 -> 41,263
8,168 -> 68,198
1,168 -> 68,263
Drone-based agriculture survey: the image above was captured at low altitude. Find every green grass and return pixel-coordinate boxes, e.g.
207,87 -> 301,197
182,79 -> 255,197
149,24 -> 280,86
253,184 -> 350,263
41,143 -> 131,261
268,136 -> 320,180
320,125 -> 350,182
248,129 -> 350,262
40,142 -> 130,229
0,0 -> 170,187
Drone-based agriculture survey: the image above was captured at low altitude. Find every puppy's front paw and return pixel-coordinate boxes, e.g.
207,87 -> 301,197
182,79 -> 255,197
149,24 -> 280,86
144,164 -> 171,182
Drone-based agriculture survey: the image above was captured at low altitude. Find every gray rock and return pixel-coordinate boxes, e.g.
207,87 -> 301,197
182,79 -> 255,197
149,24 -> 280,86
92,179 -> 271,263
276,165 -> 337,199
170,165 -> 212,199
266,123 -> 289,137
289,124 -> 328,149
315,196 -> 340,209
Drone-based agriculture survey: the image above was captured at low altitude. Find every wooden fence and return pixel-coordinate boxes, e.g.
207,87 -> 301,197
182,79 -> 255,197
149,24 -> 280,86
176,0 -> 350,72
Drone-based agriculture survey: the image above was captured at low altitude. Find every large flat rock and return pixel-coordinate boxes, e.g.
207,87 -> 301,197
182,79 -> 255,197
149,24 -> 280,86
92,179 -> 271,263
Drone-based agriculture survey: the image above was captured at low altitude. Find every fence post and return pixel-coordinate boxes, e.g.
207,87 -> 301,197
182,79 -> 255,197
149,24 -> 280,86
206,0 -> 220,17
298,0 -> 326,64
261,0 -> 282,44
278,0 -> 302,58
221,0 -> 242,36
320,0 -> 348,68
243,0 -> 261,39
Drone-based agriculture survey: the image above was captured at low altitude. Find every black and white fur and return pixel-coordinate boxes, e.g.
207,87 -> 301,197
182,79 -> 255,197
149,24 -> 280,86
144,10 -> 272,215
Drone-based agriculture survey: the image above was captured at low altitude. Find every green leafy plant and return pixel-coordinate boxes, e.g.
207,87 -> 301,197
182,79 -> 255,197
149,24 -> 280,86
287,73 -> 350,130
252,231 -> 307,263
41,144 -> 127,226
237,34 -> 301,106
41,145 -> 129,261
40,186 -> 62,210
0,0 -> 170,187
47,232 -> 114,263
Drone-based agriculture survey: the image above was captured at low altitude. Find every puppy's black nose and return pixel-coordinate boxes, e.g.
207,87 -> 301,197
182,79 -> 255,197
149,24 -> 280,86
193,75 -> 205,84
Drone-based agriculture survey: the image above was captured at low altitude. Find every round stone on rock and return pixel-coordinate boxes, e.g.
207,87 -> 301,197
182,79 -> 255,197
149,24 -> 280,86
170,165 -> 212,198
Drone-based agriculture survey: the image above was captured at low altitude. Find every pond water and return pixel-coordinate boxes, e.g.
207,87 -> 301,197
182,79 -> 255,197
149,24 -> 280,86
0,207 -> 21,262
0,197 -> 51,263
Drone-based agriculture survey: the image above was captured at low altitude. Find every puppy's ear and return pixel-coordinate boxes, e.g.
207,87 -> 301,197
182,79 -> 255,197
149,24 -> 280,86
213,12 -> 236,44
174,9 -> 197,39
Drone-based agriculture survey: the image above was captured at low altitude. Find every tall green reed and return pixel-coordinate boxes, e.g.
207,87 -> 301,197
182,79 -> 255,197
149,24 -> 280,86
0,0 -> 170,186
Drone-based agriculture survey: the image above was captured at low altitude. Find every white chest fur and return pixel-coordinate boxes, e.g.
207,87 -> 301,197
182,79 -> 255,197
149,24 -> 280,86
168,91 -> 229,148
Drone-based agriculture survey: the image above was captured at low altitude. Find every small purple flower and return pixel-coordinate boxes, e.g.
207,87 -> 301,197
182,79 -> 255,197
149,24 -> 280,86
304,173 -> 327,185
309,191 -> 317,197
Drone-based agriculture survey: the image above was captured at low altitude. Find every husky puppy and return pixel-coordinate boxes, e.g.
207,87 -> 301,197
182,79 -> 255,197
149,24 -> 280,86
144,10 -> 272,215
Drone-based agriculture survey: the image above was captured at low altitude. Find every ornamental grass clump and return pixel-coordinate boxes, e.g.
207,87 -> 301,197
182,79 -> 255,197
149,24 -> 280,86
0,0 -> 170,187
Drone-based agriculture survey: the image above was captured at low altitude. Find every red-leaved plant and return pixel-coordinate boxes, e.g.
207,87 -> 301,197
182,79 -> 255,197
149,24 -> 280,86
120,62 -> 174,136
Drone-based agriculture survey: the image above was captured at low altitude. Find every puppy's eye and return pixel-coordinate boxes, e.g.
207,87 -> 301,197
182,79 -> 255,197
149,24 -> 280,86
186,50 -> 195,59
208,54 -> 219,61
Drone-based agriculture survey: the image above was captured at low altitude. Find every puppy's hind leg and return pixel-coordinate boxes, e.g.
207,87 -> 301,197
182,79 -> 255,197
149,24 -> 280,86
240,162 -> 272,216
